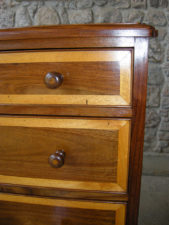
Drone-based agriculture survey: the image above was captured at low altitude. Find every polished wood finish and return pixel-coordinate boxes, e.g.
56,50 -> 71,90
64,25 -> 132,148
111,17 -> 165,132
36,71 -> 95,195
0,37 -> 135,50
0,24 -> 157,52
0,50 -> 132,107
0,24 -> 157,41
0,24 -> 156,225
0,193 -> 126,225
0,104 -> 133,117
49,150 -> 65,168
0,117 -> 130,192
0,183 -> 128,201
44,72 -> 63,89
127,38 -> 149,225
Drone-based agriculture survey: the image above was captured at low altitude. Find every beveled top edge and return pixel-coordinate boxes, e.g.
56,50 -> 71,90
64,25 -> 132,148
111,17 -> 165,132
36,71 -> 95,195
0,23 -> 158,41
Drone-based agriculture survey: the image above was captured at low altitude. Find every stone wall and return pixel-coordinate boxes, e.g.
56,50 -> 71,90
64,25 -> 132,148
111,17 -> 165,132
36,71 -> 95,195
0,0 -> 169,175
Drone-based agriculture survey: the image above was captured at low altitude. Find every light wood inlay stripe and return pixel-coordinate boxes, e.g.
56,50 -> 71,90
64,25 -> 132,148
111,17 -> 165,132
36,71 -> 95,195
0,95 -> 128,105
116,205 -> 126,225
0,50 -> 129,63
0,193 -> 126,212
120,52 -> 132,104
117,122 -> 130,191
0,117 -> 128,130
0,175 -> 123,192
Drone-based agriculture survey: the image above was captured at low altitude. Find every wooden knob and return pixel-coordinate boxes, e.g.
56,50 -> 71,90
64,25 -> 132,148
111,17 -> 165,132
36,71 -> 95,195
44,72 -> 63,89
49,150 -> 65,168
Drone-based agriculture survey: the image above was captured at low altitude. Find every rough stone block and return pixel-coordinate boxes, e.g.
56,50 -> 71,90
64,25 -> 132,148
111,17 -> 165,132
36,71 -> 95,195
144,142 -> 159,152
0,9 -> 14,28
162,83 -> 169,97
159,131 -> 169,141
15,6 -> 32,27
150,0 -> 159,7
159,120 -> 169,131
147,86 -> 160,107
150,0 -> 168,8
34,6 -> 60,25
161,117 -> 169,122
162,63 -> 169,77
157,28 -> 167,41
57,6 -> 69,24
166,47 -> 169,61
162,146 -> 169,153
127,9 -> 145,23
144,128 -> 157,142
77,0 -> 93,8
45,0 -> 60,7
94,0 -> 108,6
144,127 -> 158,152
131,0 -> 147,8
148,10 -> 167,26
149,39 -> 163,63
159,141 -> 169,148
93,5 -> 122,23
161,96 -> 169,108
65,0 -> 77,9
160,108 -> 169,117
109,0 -> 130,8
0,0 -> 13,28
27,2 -> 38,21
148,63 -> 164,85
145,109 -> 160,127
68,9 -> 93,24
0,0 -> 10,9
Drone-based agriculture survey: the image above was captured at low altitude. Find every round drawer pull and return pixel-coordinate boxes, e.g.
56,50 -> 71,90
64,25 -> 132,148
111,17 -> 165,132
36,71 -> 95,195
49,150 -> 65,168
44,72 -> 63,89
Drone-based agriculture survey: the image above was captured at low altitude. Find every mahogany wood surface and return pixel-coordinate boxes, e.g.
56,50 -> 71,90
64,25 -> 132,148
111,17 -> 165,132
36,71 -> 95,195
0,117 -> 130,193
0,37 -> 135,50
0,24 -> 157,51
127,38 -> 149,225
0,50 -> 132,108
0,104 -> 133,117
0,184 -> 128,201
0,193 -> 126,225
0,23 -> 157,40
0,60 -> 120,95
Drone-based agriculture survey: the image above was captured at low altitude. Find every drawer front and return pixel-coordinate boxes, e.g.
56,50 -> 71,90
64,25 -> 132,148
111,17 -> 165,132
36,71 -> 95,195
0,193 -> 126,225
0,50 -> 132,106
0,117 -> 130,193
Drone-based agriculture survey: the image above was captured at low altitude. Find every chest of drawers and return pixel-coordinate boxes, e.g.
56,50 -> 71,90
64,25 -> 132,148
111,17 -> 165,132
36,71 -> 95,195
0,24 -> 157,225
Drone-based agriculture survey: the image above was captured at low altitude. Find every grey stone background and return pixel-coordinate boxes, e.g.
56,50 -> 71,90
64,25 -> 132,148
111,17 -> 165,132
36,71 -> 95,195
0,0 -> 169,224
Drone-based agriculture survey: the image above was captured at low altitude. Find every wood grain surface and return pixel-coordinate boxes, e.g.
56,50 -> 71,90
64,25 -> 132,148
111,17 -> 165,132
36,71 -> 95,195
0,24 -> 156,51
0,62 -> 120,95
0,23 -> 157,40
0,117 -> 130,192
127,38 -> 149,225
0,104 -> 133,117
0,183 -> 128,201
0,50 -> 132,106
0,193 -> 126,225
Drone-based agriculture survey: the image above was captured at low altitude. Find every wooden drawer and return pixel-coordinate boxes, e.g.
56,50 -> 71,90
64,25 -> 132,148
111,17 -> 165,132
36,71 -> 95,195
0,117 -> 130,193
0,193 -> 126,225
0,49 -> 132,106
